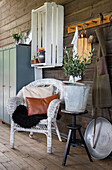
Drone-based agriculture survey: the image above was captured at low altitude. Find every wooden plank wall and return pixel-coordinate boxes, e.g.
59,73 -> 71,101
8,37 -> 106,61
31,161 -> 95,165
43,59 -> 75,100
0,0 -> 69,48
0,0 -> 112,136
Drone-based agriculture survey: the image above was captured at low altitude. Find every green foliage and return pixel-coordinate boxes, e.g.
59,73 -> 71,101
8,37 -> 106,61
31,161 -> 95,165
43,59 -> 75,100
12,33 -> 22,40
63,47 -> 93,77
82,22 -> 87,30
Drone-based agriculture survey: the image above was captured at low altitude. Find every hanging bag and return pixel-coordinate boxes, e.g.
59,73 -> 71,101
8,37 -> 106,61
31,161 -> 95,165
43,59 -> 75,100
92,28 -> 112,146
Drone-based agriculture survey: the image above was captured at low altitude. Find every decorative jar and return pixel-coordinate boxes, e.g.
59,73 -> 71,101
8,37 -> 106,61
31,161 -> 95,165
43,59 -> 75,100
38,48 -> 45,63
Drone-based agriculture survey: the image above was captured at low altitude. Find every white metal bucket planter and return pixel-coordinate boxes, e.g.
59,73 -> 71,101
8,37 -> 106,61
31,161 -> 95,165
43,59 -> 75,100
64,82 -> 90,112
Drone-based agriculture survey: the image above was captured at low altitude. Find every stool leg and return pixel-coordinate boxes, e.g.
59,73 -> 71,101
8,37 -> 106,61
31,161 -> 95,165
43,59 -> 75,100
78,128 -> 93,162
62,129 -> 72,166
67,129 -> 72,155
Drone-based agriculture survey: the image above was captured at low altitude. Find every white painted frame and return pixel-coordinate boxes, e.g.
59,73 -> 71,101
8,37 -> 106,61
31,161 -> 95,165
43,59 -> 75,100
31,2 -> 64,68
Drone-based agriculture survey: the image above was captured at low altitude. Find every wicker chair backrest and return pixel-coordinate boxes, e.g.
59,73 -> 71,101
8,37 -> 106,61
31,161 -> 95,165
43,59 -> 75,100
17,78 -> 64,100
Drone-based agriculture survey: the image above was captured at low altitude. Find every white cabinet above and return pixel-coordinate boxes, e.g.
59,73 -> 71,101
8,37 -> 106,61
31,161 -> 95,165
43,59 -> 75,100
31,2 -> 64,68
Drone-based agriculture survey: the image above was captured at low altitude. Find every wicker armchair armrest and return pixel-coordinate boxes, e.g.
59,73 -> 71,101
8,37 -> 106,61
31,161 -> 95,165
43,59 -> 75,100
7,97 -> 24,115
47,99 -> 62,120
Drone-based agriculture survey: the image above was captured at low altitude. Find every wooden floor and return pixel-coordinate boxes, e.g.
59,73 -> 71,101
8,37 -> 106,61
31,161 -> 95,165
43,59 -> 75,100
0,122 -> 112,170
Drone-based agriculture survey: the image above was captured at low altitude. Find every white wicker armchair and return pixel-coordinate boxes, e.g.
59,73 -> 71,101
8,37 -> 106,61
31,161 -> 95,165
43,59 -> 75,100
7,79 -> 64,153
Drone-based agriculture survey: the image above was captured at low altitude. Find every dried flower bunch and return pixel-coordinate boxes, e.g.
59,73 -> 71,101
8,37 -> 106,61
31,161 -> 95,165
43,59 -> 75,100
38,48 -> 45,51
63,47 -> 93,78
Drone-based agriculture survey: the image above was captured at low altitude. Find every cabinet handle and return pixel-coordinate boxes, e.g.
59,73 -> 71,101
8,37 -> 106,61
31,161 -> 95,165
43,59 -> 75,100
9,86 -> 11,88
3,85 -> 5,87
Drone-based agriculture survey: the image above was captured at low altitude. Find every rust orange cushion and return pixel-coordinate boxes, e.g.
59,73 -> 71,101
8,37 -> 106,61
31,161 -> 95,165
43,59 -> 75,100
26,93 -> 59,116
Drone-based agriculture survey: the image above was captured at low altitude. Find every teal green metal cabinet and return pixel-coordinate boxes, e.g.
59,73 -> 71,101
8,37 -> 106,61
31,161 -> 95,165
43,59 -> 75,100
0,45 -> 34,124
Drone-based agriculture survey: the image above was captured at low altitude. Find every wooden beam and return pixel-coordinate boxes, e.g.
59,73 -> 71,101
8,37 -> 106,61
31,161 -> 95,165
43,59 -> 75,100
68,13 -> 112,34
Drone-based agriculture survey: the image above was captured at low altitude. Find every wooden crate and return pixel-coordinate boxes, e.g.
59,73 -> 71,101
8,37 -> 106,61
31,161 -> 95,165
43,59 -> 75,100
31,2 -> 64,68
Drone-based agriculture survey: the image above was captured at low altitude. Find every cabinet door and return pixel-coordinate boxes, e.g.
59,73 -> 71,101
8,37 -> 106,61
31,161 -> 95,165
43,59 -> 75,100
3,49 -> 10,123
17,45 -> 34,92
0,51 -> 3,121
9,47 -> 16,97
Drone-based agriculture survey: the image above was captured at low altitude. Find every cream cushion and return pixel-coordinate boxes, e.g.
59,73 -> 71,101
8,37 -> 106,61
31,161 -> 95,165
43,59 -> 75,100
22,85 -> 54,105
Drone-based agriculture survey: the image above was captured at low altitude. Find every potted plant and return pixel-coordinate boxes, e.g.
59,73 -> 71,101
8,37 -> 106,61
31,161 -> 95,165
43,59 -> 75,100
63,47 -> 93,112
12,33 -> 22,44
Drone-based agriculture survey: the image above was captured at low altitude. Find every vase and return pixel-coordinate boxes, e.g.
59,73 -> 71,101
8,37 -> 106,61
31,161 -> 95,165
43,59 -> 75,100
15,39 -> 19,45
38,51 -> 45,63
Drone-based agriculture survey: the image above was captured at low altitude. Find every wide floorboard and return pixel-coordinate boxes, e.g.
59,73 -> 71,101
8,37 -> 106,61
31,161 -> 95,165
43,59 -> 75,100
0,122 -> 111,170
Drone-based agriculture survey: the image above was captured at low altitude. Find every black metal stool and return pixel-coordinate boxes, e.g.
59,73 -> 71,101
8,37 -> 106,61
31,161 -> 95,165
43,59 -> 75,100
62,124 -> 93,166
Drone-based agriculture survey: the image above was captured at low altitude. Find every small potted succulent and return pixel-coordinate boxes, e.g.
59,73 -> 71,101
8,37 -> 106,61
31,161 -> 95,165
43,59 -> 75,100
63,47 -> 93,112
12,33 -> 22,44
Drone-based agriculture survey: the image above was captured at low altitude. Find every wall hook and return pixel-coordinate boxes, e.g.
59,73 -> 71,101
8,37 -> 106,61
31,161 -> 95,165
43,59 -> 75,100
109,15 -> 112,25
99,13 -> 103,22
